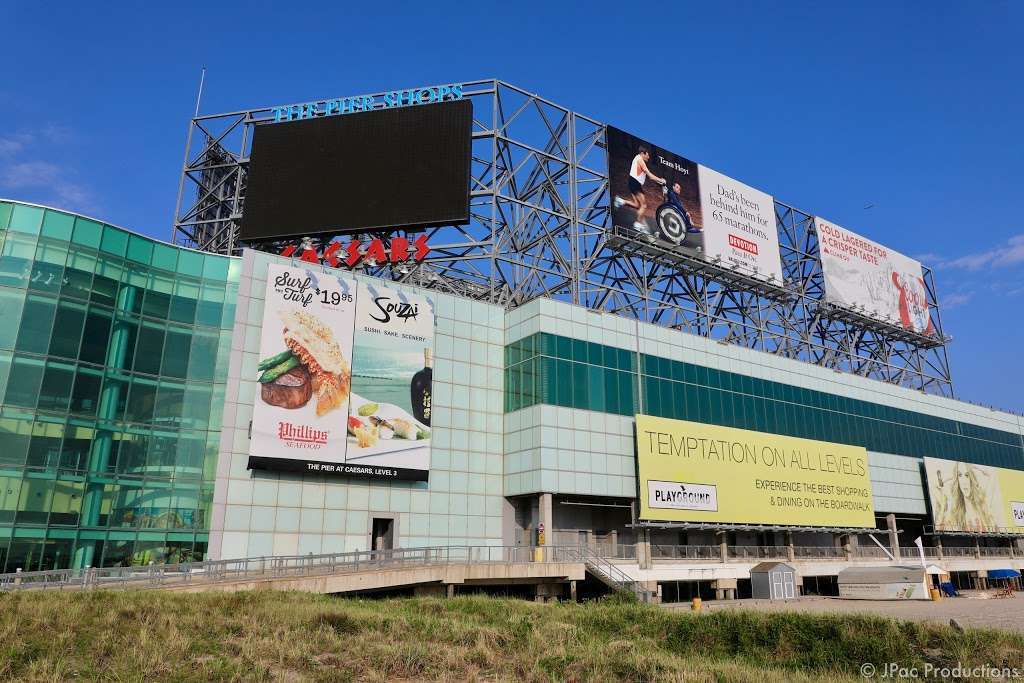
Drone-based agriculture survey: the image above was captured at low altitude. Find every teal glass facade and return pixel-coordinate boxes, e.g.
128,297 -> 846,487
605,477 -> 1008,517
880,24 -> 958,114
505,332 -> 1024,470
0,201 -> 238,572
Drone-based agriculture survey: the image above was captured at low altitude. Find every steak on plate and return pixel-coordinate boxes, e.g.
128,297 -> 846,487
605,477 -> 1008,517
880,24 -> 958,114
261,365 -> 312,409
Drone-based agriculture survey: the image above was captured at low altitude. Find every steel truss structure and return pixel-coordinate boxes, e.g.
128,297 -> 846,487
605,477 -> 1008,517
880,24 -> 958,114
173,79 -> 953,396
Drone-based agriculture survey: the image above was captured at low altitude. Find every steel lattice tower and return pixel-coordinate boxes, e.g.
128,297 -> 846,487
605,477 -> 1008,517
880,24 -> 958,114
172,79 -> 953,396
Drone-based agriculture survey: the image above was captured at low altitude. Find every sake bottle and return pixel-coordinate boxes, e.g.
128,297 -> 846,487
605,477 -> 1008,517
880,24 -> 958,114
410,347 -> 432,425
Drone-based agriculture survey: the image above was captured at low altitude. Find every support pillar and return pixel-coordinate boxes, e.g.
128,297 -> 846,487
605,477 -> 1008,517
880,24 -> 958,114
538,493 -> 552,545
935,536 -> 944,561
974,538 -> 981,560
718,531 -> 728,563
637,529 -> 652,570
785,531 -> 795,562
886,514 -> 901,562
570,580 -> 577,602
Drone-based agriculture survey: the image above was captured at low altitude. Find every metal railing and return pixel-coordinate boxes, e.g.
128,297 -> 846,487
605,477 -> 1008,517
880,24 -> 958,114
652,544 -> 719,560
899,546 -> 941,559
980,547 -> 1013,557
792,545 -> 845,559
0,545 -> 585,593
562,545 -> 653,602
943,546 -> 979,558
853,546 -> 892,559
727,545 -> 790,560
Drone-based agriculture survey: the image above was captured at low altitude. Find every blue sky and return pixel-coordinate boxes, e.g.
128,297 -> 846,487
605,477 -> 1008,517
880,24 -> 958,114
2,1 -> 1022,412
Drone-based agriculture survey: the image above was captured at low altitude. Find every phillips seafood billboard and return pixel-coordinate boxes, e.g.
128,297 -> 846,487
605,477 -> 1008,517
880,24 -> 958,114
247,263 -> 434,481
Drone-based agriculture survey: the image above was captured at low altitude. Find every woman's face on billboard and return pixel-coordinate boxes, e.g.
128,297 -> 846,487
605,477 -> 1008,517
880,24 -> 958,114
958,467 -> 972,497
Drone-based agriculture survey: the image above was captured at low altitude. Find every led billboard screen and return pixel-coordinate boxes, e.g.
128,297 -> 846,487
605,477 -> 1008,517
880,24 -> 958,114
815,217 -> 934,335
248,263 -> 434,481
241,100 -> 472,241
636,414 -> 875,527
923,457 -> 1024,534
607,126 -> 783,282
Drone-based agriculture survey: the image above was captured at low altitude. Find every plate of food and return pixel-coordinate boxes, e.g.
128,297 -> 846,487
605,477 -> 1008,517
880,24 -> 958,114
256,309 -> 352,419
345,392 -> 430,460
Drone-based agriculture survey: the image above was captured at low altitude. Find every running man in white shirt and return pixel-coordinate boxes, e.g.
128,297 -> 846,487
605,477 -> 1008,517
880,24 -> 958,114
613,145 -> 666,231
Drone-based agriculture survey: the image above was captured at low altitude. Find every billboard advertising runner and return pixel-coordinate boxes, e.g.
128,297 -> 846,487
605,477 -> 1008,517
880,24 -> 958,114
636,415 -> 875,527
247,263 -> 434,481
815,217 -> 934,335
923,457 -> 1024,534
607,126 -> 783,282
608,126 -> 702,252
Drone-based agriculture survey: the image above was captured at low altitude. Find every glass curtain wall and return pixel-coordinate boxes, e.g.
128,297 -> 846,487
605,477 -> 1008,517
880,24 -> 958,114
0,201 -> 238,572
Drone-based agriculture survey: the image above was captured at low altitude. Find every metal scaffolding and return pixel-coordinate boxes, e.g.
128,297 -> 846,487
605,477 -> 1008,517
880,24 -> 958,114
172,78 -> 953,396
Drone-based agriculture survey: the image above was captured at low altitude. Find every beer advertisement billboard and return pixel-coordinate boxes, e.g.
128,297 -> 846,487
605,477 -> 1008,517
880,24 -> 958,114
636,414 -> 875,527
247,263 -> 434,481
815,217 -> 934,335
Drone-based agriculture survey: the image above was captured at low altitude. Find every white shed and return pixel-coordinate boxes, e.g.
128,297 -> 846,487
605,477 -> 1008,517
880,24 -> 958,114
750,561 -> 797,600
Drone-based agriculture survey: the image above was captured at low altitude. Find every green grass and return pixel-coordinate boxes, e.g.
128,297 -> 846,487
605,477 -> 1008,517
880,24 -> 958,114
1,590 -> 1022,682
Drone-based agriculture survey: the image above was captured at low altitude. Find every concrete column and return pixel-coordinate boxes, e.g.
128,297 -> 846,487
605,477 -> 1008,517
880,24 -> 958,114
935,536 -> 944,560
786,531 -> 795,562
538,493 -> 553,547
637,529 -> 652,570
843,537 -> 853,562
886,514 -> 901,562
974,538 -> 981,560
718,531 -> 728,563
610,530 -> 618,558
570,580 -> 578,602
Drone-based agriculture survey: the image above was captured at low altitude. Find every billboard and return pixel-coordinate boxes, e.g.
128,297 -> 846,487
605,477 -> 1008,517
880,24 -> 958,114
607,126 -> 783,282
923,457 -> 1024,534
815,217 -> 934,335
241,99 -> 472,241
636,415 -> 875,527
247,263 -> 434,481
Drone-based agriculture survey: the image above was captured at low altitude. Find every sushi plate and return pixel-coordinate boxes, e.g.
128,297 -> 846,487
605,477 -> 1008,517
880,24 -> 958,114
345,392 -> 430,460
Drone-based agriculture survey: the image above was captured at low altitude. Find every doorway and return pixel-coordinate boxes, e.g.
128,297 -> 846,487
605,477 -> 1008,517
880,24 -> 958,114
371,518 -> 395,551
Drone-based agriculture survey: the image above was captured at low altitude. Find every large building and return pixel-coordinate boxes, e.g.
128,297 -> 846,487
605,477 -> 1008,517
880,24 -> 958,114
1,79 -> 1022,598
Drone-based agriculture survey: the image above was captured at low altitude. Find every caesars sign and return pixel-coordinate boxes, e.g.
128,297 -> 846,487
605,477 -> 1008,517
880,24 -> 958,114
636,415 -> 875,527
923,457 -> 1024,534
248,262 -> 435,481
607,126 -> 783,283
815,217 -> 934,335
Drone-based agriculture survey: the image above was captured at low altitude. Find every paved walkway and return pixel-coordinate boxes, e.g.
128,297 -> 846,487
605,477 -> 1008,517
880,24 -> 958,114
664,592 -> 1024,633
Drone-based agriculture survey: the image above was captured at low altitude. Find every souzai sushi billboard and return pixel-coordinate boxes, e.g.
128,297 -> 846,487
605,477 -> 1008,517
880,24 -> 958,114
248,263 -> 435,481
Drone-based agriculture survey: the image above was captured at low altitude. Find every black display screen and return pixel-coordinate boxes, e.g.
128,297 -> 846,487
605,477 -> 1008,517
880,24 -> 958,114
241,99 -> 472,241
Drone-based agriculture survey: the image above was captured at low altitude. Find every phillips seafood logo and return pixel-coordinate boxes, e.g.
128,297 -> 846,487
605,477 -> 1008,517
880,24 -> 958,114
278,422 -> 329,445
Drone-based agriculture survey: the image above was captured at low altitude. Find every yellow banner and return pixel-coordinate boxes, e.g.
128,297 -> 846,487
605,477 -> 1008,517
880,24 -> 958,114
636,415 -> 875,527
924,457 -> 1024,533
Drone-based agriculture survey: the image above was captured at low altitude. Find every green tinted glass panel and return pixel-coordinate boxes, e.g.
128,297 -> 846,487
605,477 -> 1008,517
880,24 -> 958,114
41,211 -> 74,240
176,250 -> 204,277
0,202 -> 12,230
151,243 -> 178,272
72,218 -> 103,248
100,225 -> 129,256
8,205 -> 43,236
126,235 -> 154,264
